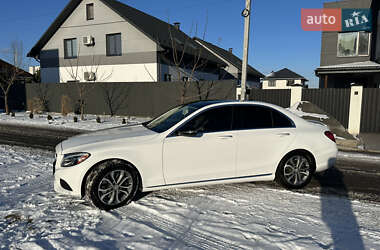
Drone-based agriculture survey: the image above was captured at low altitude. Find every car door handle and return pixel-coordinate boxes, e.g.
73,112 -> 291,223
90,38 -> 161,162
277,132 -> 291,136
218,135 -> 233,139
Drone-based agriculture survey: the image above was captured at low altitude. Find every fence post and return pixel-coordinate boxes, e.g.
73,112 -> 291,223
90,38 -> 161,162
348,85 -> 363,135
290,86 -> 302,107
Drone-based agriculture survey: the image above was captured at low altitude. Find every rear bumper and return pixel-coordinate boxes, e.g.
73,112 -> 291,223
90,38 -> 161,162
315,146 -> 338,172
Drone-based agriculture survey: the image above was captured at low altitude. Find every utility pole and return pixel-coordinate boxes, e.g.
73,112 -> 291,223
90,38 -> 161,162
240,0 -> 252,101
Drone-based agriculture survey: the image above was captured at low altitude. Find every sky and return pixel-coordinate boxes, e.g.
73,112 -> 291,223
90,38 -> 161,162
0,0 -> 337,88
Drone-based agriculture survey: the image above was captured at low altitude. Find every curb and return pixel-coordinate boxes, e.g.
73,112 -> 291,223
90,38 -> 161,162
337,150 -> 380,162
338,147 -> 380,155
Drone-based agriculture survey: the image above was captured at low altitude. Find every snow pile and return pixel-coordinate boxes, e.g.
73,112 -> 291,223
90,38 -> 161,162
0,112 -> 150,131
1,145 -> 380,249
288,101 -> 329,120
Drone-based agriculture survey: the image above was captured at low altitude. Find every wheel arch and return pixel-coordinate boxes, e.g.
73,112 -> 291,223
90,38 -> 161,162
276,149 -> 317,176
81,158 -> 143,198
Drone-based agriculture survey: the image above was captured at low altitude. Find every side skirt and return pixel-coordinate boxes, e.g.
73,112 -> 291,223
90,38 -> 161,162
143,173 -> 274,192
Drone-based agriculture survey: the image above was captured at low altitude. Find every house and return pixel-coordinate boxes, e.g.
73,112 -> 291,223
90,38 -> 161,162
27,0 -> 227,83
0,58 -> 34,84
0,58 -> 34,111
262,68 -> 308,89
315,0 -> 380,88
194,38 -> 264,88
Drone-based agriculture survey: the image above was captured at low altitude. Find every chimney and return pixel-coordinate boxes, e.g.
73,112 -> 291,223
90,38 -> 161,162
228,48 -> 233,53
174,22 -> 181,30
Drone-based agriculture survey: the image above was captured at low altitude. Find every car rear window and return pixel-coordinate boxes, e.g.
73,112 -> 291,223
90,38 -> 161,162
233,105 -> 294,130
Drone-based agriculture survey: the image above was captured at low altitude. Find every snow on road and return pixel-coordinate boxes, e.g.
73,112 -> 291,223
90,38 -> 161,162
1,144 -> 380,250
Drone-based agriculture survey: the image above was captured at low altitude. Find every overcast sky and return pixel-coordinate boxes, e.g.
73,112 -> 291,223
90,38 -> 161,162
0,0 -> 338,88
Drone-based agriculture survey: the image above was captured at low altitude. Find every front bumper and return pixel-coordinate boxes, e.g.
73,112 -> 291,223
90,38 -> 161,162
53,154 -> 87,198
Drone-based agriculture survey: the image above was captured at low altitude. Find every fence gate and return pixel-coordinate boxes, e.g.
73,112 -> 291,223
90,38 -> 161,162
249,89 -> 291,108
360,88 -> 380,133
302,88 -> 351,128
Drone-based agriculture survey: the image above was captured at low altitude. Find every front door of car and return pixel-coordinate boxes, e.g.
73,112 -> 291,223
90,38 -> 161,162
233,105 -> 296,176
162,106 -> 236,185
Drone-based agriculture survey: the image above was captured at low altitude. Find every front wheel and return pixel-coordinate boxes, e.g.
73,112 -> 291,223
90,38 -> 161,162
276,153 -> 314,189
85,162 -> 138,210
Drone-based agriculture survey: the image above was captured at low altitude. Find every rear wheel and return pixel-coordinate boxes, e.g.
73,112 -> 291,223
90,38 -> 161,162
85,161 -> 138,210
276,153 -> 314,189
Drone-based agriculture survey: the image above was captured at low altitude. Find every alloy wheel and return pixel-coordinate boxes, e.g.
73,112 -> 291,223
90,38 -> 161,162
97,170 -> 133,206
283,155 -> 311,186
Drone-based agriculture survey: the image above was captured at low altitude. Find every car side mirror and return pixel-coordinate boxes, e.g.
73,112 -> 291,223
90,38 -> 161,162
177,130 -> 201,137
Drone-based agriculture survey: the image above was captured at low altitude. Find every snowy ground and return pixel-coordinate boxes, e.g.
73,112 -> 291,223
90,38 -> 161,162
0,112 -> 150,131
1,145 -> 380,250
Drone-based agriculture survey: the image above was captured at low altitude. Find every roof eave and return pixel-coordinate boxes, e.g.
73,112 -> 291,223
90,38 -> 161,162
315,67 -> 380,75
27,0 -> 82,58
195,38 -> 264,78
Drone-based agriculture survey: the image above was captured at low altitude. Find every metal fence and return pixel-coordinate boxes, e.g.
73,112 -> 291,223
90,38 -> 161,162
249,89 -> 291,108
0,83 -> 26,111
302,88 -> 351,128
25,80 -> 236,118
360,88 -> 380,133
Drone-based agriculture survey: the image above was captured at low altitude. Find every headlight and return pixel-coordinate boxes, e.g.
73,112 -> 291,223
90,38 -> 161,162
61,152 -> 91,168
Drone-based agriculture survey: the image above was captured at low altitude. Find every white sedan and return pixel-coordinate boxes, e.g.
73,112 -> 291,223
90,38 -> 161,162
54,101 -> 337,210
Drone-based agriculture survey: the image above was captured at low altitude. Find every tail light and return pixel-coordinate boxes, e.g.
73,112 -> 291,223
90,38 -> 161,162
324,131 -> 336,143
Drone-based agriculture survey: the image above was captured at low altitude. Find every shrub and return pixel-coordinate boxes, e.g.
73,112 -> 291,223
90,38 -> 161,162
27,97 -> 45,113
61,95 -> 72,116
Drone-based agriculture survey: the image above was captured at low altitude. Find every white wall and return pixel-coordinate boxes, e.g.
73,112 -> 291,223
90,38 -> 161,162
161,65 -> 219,82
55,63 -> 158,82
262,79 -> 303,89
43,0 -> 157,56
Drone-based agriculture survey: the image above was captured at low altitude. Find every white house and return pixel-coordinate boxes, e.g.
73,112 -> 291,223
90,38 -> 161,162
27,0 -> 226,83
262,68 -> 308,89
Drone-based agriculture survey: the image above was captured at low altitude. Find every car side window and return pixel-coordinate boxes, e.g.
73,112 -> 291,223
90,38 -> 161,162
233,105 -> 273,130
177,106 -> 233,134
272,109 -> 294,128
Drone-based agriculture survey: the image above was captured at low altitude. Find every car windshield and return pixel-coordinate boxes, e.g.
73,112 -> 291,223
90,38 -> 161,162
145,101 -> 221,133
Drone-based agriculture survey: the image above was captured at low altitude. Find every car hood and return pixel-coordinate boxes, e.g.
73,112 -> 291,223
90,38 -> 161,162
60,124 -> 157,153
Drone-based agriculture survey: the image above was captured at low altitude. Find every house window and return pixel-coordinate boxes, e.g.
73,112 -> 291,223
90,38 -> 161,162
164,74 -> 172,82
86,3 -> 94,20
106,33 -> 122,56
64,38 -> 77,59
287,79 -> 295,86
268,80 -> 276,87
337,32 -> 370,57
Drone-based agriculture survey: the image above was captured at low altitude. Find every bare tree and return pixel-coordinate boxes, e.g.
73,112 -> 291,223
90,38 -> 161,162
62,47 -> 112,120
164,15 -> 211,104
34,80 -> 50,112
0,41 -> 25,115
101,83 -> 129,116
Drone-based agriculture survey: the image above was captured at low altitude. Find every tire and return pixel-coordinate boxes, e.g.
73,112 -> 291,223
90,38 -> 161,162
85,161 -> 139,210
275,152 -> 314,189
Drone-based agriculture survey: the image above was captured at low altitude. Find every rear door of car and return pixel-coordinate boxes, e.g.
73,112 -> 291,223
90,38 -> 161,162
233,105 -> 296,177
